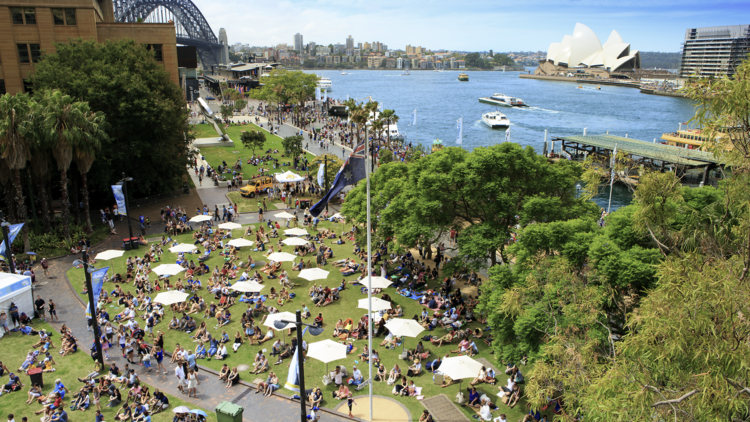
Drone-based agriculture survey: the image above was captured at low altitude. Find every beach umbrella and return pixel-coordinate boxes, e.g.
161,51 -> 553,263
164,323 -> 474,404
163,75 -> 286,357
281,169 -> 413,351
227,238 -> 255,248
172,406 -> 190,414
189,410 -> 208,418
307,339 -> 347,373
267,252 -> 296,262
274,212 -> 296,220
153,291 -> 189,306
264,311 -> 297,343
189,215 -> 212,223
358,297 -> 391,312
360,276 -> 392,290
274,171 -> 305,183
151,264 -> 186,277
438,355 -> 484,391
230,281 -> 265,293
284,228 -> 308,236
169,244 -> 198,254
385,318 -> 425,351
95,250 -> 125,261
282,237 -> 309,246
298,268 -> 329,281
218,222 -> 243,230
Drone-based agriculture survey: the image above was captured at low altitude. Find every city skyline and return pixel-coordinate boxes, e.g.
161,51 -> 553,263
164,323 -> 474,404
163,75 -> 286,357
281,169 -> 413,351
190,0 -> 748,52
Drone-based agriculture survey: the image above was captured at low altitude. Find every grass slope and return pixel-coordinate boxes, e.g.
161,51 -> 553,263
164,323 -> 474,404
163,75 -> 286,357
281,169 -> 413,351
191,123 -> 220,139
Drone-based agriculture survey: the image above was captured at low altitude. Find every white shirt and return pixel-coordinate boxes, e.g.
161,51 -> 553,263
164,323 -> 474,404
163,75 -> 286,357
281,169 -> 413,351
175,366 -> 185,380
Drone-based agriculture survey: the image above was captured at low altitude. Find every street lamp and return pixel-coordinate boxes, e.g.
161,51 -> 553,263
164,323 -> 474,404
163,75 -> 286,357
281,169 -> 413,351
0,211 -> 15,274
576,183 -> 582,199
273,310 -> 325,422
119,173 -> 134,246
72,251 -> 104,365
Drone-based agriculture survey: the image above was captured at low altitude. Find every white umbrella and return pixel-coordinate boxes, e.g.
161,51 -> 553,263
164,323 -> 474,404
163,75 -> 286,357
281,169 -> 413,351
153,291 -> 189,305
439,355 -> 484,390
267,252 -> 297,262
189,215 -> 212,223
359,276 -> 393,289
282,237 -> 309,246
227,238 -> 255,248
307,339 -> 348,373
274,171 -> 305,183
169,244 -> 198,254
298,268 -> 329,281
263,311 -> 297,343
151,264 -> 186,276
95,250 -> 125,261
284,228 -> 308,236
358,297 -> 392,312
385,318 -> 425,351
218,222 -> 243,230
172,406 -> 190,414
274,212 -> 296,220
230,281 -> 265,293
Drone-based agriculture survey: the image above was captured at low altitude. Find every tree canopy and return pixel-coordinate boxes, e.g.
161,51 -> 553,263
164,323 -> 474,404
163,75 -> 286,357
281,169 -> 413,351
248,68 -> 318,108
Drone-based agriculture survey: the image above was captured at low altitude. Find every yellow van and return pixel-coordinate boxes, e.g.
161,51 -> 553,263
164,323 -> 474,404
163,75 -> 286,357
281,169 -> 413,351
240,175 -> 274,198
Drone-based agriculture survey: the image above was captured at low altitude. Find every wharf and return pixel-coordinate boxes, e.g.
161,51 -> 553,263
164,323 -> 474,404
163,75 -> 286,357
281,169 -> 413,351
640,88 -> 687,98
519,73 -> 640,88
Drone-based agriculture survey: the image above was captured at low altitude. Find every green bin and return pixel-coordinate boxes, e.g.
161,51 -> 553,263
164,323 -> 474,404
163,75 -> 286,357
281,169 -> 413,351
215,401 -> 243,422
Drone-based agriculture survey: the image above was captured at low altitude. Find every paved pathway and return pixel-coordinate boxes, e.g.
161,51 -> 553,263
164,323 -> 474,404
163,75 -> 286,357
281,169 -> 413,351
421,394 -> 470,422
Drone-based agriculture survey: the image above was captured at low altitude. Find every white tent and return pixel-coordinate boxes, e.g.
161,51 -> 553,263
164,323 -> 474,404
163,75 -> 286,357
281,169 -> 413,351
0,273 -> 33,332
274,171 -> 305,183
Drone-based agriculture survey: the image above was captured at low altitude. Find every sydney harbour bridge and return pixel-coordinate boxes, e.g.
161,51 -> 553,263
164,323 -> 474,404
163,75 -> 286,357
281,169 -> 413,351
113,0 -> 225,68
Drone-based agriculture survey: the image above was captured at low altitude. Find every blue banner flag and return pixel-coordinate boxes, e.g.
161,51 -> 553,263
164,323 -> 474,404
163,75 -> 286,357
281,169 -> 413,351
505,125 -> 511,143
284,347 -> 301,392
0,222 -> 23,258
111,185 -> 126,215
315,87 -> 321,101
317,163 -> 325,188
86,266 -> 109,318
409,109 -> 417,126
310,143 -> 367,217
456,117 -> 463,145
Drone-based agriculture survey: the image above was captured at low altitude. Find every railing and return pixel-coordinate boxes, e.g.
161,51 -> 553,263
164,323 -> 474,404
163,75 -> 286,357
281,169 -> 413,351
129,186 -> 191,209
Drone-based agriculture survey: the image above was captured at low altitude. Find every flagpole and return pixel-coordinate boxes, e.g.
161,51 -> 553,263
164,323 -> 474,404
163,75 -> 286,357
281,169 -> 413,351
607,144 -> 617,214
366,130 -> 374,421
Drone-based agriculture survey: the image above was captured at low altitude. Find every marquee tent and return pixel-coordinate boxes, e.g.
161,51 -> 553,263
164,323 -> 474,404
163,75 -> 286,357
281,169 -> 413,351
0,273 -> 33,335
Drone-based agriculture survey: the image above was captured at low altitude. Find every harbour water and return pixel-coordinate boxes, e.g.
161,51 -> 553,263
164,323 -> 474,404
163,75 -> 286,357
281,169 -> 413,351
308,68 -> 696,210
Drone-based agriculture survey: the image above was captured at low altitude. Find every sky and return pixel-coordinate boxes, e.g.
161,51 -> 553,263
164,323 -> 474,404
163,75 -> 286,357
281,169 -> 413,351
189,0 -> 749,52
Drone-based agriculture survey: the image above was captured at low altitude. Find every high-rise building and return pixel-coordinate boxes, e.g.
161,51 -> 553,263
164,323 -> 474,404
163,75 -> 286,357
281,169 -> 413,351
219,28 -> 229,64
346,35 -> 354,50
363,42 -> 371,50
308,42 -> 316,55
680,25 -> 750,78
294,33 -> 303,52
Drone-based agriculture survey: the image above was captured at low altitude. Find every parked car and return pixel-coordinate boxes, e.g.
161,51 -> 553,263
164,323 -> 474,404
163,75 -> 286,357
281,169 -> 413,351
206,96 -> 215,100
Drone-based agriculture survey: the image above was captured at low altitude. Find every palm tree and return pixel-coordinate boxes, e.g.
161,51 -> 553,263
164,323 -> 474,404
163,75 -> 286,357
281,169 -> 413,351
25,109 -> 54,234
74,109 -> 107,234
40,90 -> 90,240
380,109 -> 399,145
0,93 -> 34,251
371,119 -> 384,143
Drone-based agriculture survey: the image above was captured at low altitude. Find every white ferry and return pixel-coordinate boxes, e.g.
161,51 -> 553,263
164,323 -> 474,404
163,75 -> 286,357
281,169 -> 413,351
479,93 -> 528,107
317,76 -> 332,91
482,111 -> 510,128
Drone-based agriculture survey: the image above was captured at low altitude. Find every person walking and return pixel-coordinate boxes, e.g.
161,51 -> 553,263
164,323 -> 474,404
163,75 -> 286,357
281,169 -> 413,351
174,363 -> 186,394
41,258 -> 50,279
186,369 -> 199,398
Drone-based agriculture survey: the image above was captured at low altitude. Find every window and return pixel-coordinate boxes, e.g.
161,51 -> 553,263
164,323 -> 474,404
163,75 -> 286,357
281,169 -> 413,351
52,8 -> 76,25
11,7 -> 35,24
17,44 -> 29,64
23,80 -> 33,94
147,44 -> 163,61
11,7 -> 24,24
29,44 -> 41,63
0,80 -> 5,95
24,8 -> 36,24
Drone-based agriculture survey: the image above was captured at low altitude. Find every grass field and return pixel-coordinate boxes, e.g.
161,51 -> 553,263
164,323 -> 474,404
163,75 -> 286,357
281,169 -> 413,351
66,220 -> 542,421
0,322 -> 215,422
191,123 -> 220,138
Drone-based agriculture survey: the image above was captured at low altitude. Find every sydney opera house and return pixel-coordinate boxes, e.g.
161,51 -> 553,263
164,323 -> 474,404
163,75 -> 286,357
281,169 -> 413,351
535,23 -> 641,79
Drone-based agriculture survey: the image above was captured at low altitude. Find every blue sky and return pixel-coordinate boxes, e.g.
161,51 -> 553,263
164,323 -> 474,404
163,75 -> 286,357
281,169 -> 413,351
191,0 -> 749,52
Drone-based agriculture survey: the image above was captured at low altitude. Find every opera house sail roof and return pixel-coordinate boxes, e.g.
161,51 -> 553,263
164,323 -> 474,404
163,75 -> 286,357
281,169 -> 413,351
545,23 -> 640,72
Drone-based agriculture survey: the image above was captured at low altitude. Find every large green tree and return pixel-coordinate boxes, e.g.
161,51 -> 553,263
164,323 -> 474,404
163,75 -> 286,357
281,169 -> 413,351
31,38 -> 192,196
0,93 -> 33,250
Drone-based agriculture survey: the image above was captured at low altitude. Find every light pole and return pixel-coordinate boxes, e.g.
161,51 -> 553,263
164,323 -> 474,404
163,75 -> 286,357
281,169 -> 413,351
576,183 -> 582,199
73,252 -> 104,365
120,173 -> 134,247
0,211 -> 14,274
274,310 -> 325,422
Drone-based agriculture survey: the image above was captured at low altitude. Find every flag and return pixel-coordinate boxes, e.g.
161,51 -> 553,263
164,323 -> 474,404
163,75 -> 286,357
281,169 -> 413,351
111,185 -> 127,215
610,144 -> 618,185
284,347 -> 301,392
323,89 -> 328,102
409,109 -> 417,126
346,95 -> 349,101
456,117 -> 463,145
0,223 -> 23,258
505,126 -> 511,143
310,142 -> 367,217
316,163 -> 325,188
85,266 -> 109,318
315,87 -> 321,101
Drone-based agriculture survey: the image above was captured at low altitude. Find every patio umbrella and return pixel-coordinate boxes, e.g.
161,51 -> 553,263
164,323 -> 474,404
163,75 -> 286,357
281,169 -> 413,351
267,252 -> 296,262
298,268 -> 329,281
189,410 -> 208,418
189,215 -> 212,223
95,250 -> 125,261
274,212 -> 296,220
263,311 -> 297,343
227,238 -> 255,248
358,297 -> 392,312
307,339 -> 347,373
385,318 -> 425,351
151,264 -> 186,277
359,276 -> 392,290
218,222 -> 243,230
169,244 -> 198,254
284,228 -> 308,236
274,171 -> 304,183
153,291 -> 189,306
438,355 -> 484,391
282,237 -> 309,246
230,281 -> 265,293
172,406 -> 190,414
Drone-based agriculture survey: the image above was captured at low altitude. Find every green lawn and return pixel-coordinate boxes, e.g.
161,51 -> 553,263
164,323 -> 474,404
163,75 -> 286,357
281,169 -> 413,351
191,123 -> 220,138
67,221 -> 540,421
0,322 -> 215,422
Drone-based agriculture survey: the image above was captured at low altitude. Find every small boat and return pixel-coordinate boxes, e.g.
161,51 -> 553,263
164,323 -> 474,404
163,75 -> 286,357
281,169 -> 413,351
402,68 -> 410,76
478,94 -> 528,107
317,76 -> 332,91
458,73 -> 469,81
340,72 -> 349,75
431,139 -> 444,153
482,111 -> 510,129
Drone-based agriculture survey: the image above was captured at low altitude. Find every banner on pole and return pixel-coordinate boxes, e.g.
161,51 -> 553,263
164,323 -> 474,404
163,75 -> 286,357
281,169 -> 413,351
86,266 -> 109,318
315,87 -> 321,101
0,223 -> 24,258
409,109 -> 417,126
111,185 -> 126,215
284,348 -> 301,392
505,126 -> 511,143
456,117 -> 463,145
317,163 -> 325,188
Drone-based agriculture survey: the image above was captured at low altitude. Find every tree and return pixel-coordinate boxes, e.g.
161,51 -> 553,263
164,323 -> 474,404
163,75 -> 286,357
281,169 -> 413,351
31,39 -> 191,196
281,135 -> 304,159
380,109 -> 399,144
241,130 -> 265,155
492,54 -> 515,66
303,59 -> 317,68
73,108 -> 108,234
220,105 -> 233,121
234,99 -> 247,112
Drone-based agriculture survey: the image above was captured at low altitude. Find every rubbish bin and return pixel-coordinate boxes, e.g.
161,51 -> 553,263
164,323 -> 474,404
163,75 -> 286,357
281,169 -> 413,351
215,401 -> 243,422
123,238 -> 132,251
28,367 -> 43,388
300,199 -> 310,210
130,237 -> 139,250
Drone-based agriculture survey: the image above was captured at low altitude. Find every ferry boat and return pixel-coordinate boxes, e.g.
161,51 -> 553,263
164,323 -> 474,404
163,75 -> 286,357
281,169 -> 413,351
482,111 -> 510,128
352,109 -> 406,142
317,76 -> 332,91
431,139 -> 444,153
478,93 -> 528,107
661,127 -> 729,150
458,73 -> 469,81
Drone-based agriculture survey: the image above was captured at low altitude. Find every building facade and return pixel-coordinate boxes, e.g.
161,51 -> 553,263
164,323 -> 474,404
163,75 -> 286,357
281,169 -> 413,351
294,32 -> 303,52
218,28 -> 229,64
0,0 -> 179,95
346,35 -> 353,50
680,25 -> 750,78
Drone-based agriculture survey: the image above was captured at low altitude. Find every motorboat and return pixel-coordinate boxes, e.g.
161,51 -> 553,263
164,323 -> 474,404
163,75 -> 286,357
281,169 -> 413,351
482,111 -> 510,128
458,73 -> 469,81
478,93 -> 528,107
402,68 -> 410,76
317,76 -> 332,91
340,72 -> 349,75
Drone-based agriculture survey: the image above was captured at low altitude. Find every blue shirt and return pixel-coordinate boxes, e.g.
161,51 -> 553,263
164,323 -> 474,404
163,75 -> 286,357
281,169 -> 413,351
187,354 -> 196,368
